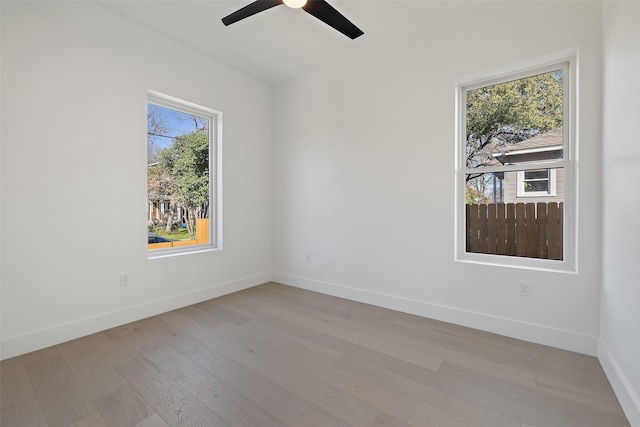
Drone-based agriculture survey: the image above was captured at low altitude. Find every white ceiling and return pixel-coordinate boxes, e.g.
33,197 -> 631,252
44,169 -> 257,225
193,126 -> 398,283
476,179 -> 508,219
98,0 -> 442,85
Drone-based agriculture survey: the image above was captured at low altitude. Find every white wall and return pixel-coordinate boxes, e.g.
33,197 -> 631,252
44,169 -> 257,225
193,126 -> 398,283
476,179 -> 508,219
0,1 -> 272,359
600,2 -> 640,424
2,5 -> 638,420
272,1 -> 603,355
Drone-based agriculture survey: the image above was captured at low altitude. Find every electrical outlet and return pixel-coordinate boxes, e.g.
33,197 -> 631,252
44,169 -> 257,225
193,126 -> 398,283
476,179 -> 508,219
519,282 -> 532,297
120,274 -> 131,287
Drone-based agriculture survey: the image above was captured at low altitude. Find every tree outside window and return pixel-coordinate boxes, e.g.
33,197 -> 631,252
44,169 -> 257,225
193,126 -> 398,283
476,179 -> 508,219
147,93 -> 220,254
459,62 -> 571,263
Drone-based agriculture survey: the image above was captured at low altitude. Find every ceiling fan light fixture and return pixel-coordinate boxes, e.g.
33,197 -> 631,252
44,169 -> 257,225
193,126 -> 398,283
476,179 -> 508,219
222,0 -> 364,39
283,0 -> 307,9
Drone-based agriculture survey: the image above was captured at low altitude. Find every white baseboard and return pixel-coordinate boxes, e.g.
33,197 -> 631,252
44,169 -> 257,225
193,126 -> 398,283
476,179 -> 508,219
598,340 -> 640,426
272,272 -> 598,356
0,272 -> 271,360
2,271 -> 600,360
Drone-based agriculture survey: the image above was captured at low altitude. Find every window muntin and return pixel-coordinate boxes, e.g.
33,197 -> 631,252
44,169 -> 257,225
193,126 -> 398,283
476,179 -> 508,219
147,92 -> 221,256
457,60 -> 573,269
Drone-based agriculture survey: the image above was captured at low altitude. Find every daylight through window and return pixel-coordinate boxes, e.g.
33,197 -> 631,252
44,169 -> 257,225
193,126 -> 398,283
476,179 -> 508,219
457,61 -> 573,266
147,92 -> 221,255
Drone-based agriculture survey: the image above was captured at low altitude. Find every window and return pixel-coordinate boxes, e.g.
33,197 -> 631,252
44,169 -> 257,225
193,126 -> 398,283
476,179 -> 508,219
147,91 -> 222,256
456,59 -> 574,270
516,169 -> 557,197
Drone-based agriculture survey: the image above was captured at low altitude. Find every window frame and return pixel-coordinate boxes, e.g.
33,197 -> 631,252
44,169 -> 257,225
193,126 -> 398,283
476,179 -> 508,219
147,90 -> 223,259
455,57 -> 576,272
516,168 -> 557,197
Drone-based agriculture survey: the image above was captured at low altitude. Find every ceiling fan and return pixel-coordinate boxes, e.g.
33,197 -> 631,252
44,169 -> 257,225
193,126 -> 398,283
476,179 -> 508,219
222,0 -> 364,40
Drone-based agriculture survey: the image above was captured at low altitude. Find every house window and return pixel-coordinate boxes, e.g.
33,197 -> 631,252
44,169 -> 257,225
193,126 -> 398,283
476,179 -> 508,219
517,169 -> 557,197
147,91 -> 222,257
456,58 -> 574,270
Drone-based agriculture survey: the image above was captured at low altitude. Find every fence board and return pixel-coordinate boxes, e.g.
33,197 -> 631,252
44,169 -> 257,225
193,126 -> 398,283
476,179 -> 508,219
467,204 -> 478,253
496,204 -> 506,255
537,202 -> 548,259
466,202 -> 563,261
559,203 -> 564,259
148,218 -> 209,250
479,204 -> 488,254
506,204 -> 516,256
515,203 -> 526,257
547,203 -> 559,259
466,204 -> 471,252
487,204 -> 497,255
525,203 -> 537,258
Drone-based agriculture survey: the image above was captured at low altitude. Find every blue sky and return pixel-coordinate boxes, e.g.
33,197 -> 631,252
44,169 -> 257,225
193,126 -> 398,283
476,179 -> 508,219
147,103 -> 208,153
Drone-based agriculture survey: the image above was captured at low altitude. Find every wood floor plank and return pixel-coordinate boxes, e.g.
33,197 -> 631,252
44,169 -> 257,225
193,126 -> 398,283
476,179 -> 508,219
244,282 -> 358,321
536,367 -> 622,408
155,353 -> 286,427
24,353 -> 104,427
68,412 -> 110,427
355,352 -> 583,427
182,307 -> 380,426
1,357 -> 37,408
133,414 -> 171,427
408,402 -> 477,427
216,298 -> 344,361
438,360 -> 630,426
191,299 -> 252,326
387,303 -> 601,376
21,346 -> 61,367
57,338 -> 129,401
115,356 -> 228,427
258,304 -> 443,372
265,283 -> 603,376
370,411 -> 412,427
233,319 -> 418,422
87,329 -> 142,369
254,291 -> 538,389
0,282 -> 630,427
335,353 -> 521,427
1,396 -> 50,427
157,309 -> 348,427
236,321 -> 416,420
93,385 -> 156,427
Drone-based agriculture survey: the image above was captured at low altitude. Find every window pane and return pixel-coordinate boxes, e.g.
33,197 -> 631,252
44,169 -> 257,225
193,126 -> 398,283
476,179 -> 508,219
465,168 -> 564,260
465,172 -> 506,204
524,180 -> 549,192
147,103 -> 210,250
465,70 -> 564,169
459,61 -> 571,267
524,169 -> 549,180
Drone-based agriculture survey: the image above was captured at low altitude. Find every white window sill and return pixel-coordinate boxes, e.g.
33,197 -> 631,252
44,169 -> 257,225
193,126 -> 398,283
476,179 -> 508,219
148,245 -> 221,260
455,251 -> 576,274
516,193 -> 556,198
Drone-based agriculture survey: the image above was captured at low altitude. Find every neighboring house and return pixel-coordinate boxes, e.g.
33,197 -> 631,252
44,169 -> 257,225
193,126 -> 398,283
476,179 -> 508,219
489,128 -> 564,204
147,162 -> 185,226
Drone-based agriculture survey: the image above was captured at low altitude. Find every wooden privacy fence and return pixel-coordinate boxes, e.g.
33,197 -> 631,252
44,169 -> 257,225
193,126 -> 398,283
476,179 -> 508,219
466,202 -> 563,260
148,218 -> 209,250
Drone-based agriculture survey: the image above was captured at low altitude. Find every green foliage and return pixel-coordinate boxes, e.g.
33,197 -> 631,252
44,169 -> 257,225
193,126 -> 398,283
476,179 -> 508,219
149,226 -> 191,240
466,70 -> 563,168
159,130 -> 209,213
159,129 -> 210,239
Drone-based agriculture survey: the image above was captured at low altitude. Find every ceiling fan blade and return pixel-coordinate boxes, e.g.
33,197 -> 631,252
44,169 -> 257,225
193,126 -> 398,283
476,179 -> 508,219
222,0 -> 283,26
302,0 -> 363,39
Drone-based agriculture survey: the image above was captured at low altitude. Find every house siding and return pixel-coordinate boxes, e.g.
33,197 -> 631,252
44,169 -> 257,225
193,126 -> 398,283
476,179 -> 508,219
503,167 -> 565,204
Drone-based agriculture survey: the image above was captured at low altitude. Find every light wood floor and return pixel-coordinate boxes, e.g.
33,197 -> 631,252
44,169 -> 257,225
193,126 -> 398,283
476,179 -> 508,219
1,282 -> 630,427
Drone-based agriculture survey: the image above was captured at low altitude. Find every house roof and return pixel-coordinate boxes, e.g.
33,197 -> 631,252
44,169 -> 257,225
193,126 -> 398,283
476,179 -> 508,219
480,127 -> 563,166
492,127 -> 563,155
